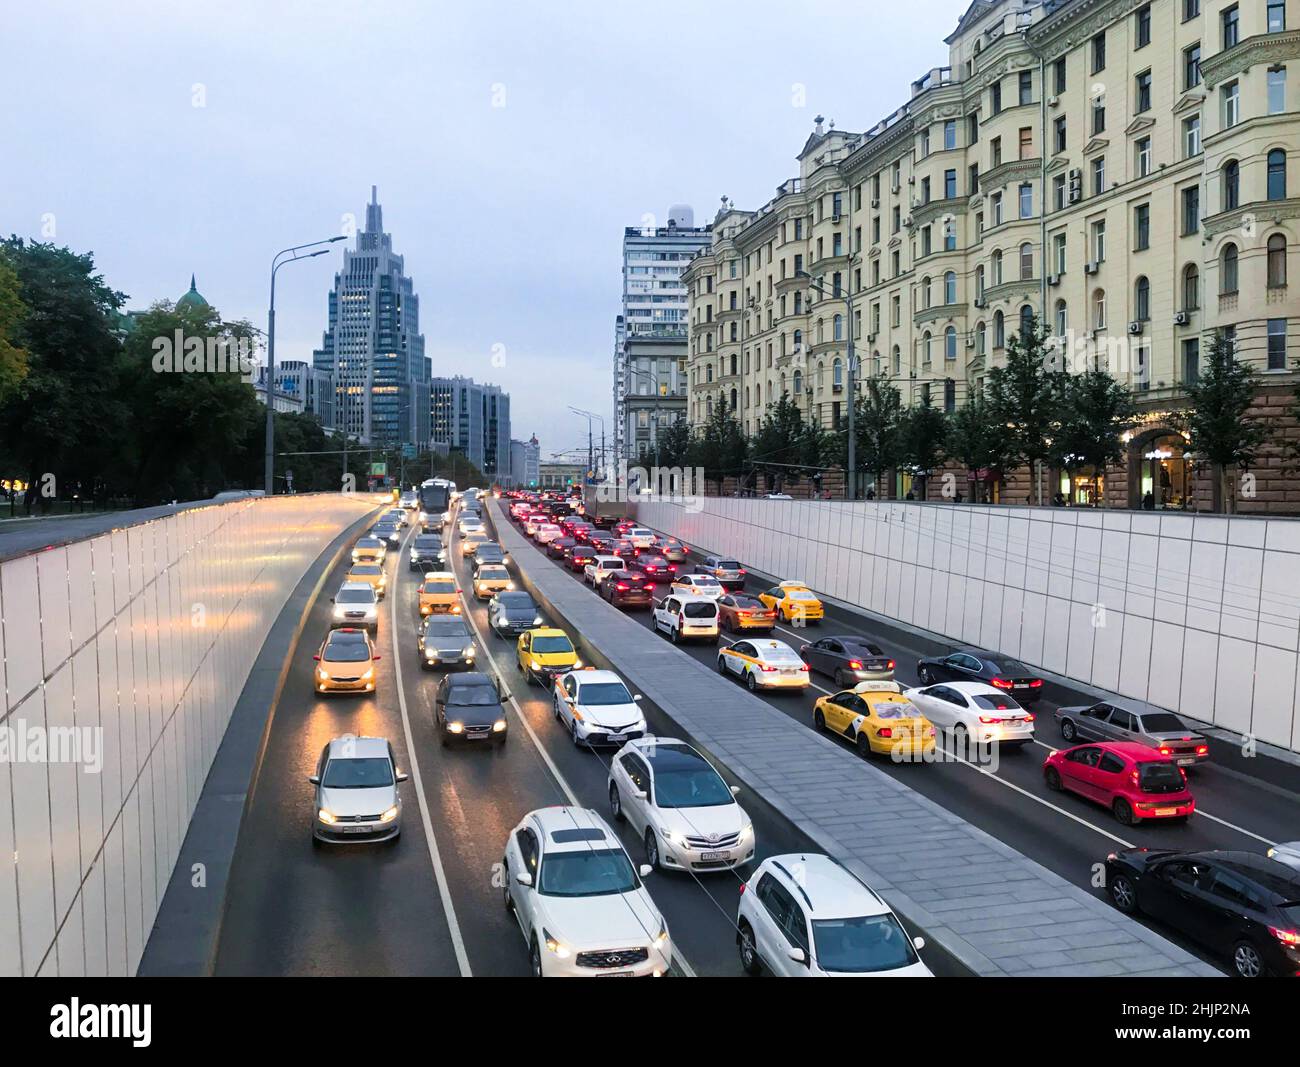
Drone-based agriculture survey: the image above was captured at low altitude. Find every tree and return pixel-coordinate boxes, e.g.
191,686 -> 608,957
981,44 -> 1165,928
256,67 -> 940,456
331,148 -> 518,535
985,314 -> 1064,504
750,393 -> 807,490
946,393 -> 1016,503
1049,370 -> 1136,507
1184,331 -> 1270,513
849,373 -> 903,498
690,399 -> 747,493
655,418 -> 693,469
0,254 -> 29,408
897,393 -> 948,500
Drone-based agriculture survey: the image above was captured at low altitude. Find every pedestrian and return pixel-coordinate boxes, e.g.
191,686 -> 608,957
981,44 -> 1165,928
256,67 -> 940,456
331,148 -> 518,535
1142,490 -> 1155,511
865,486 -> 875,501
904,489 -> 915,501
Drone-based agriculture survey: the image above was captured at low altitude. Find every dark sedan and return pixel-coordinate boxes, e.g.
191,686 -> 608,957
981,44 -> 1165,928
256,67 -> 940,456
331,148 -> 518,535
655,538 -> 689,563
601,570 -> 653,609
487,590 -> 542,637
627,554 -> 676,582
915,648 -> 1044,703
434,672 -> 509,746
801,635 -> 896,686
408,534 -> 446,571
546,536 -> 576,560
472,543 -> 508,568
1105,848 -> 1300,977
566,545 -> 598,572
416,616 -> 477,671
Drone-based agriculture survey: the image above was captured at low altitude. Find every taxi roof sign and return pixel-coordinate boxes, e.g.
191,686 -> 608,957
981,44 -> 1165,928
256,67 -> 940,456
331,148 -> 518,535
854,681 -> 904,694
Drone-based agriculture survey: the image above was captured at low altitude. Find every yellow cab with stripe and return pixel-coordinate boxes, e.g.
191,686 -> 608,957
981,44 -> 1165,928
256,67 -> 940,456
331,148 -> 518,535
758,580 -> 824,624
813,681 -> 936,760
516,627 -> 582,685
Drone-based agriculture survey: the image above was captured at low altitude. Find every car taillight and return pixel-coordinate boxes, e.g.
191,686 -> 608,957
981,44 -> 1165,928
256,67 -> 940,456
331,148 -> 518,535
1159,747 -> 1172,756
1269,926 -> 1300,947
1029,679 -> 1043,688
616,583 -> 629,591
800,663 -> 810,672
1196,745 -> 1208,755
761,664 -> 777,672
1131,770 -> 1141,788
990,678 -> 1013,689
738,568 -> 746,575
886,660 -> 895,670
847,659 -> 863,670
877,727 -> 893,738
978,716 -> 1001,724
1025,713 -> 1035,723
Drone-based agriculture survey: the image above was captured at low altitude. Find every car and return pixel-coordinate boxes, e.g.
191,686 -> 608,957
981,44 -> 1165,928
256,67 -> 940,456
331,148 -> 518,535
566,545 -> 597,572
801,635 -> 895,686
699,555 -> 747,588
716,593 -> 777,633
461,531 -> 490,557
372,522 -> 402,546
351,536 -> 387,564
501,806 -> 671,977
736,854 -> 932,977
384,508 -> 408,528
608,538 -> 636,560
653,594 -> 720,644
758,580 -> 824,624
399,490 -> 419,510
626,554 -> 676,583
472,542 -> 508,568
522,515 -> 547,537
1105,848 -> 1300,977
408,533 -> 446,571
813,681 -> 936,759
552,669 -> 647,747
517,627 -> 581,685
489,590 -> 543,637
345,561 -> 388,599
717,638 -> 810,692
602,570 -> 654,608
915,648 -> 1045,702
534,523 -> 564,545
313,628 -> 380,694
331,581 -> 379,632
417,572 -> 461,617
1054,701 -> 1210,766
458,518 -> 485,538
902,681 -> 1035,749
416,615 -> 477,671
473,564 -> 514,600
1268,842 -> 1300,872
546,536 -> 576,560
669,573 -> 724,600
584,555 -> 626,588
434,672 -> 510,745
624,527 -> 657,550
655,537 -> 689,563
309,735 -> 407,844
1045,742 -> 1194,825
608,737 -> 755,873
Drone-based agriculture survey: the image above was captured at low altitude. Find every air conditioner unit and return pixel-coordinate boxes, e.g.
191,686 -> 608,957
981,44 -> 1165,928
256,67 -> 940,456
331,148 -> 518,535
832,213 -> 841,223
1068,187 -> 1083,204
1128,321 -> 1144,335
908,176 -> 917,186
1084,261 -> 1099,275
973,296 -> 988,308
871,198 -> 880,208
966,336 -> 976,348
1048,95 -> 1061,108
867,332 -> 878,343
1173,310 -> 1189,326
1047,273 -> 1061,287
903,216 -> 914,228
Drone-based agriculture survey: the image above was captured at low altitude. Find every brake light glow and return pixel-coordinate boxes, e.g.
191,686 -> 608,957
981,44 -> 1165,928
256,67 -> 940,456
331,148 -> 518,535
990,678 -> 1013,690
1029,679 -> 1043,688
877,727 -> 893,738
886,660 -> 896,670
848,660 -> 863,670
1269,926 -> 1300,947
1196,745 -> 1209,755
1025,713 -> 1036,723
761,664 -> 777,672
978,716 -> 1002,724
800,663 -> 810,672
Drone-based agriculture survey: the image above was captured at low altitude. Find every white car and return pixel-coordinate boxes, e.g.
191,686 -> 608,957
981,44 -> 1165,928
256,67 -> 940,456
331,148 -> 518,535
902,680 -> 1036,748
502,806 -> 672,977
552,669 -> 647,747
736,853 -> 932,977
653,594 -> 719,643
459,519 -> 486,537
534,523 -> 563,544
310,735 -> 408,845
523,515 -> 546,537
398,491 -> 419,510
717,638 -> 810,692
584,555 -> 626,588
626,527 -> 656,549
609,737 -> 754,873
670,574 -> 724,600
331,581 -> 379,633
384,508 -> 408,528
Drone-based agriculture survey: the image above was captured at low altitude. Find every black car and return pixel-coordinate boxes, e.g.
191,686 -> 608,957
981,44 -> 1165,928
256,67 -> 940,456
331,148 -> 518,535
915,648 -> 1044,702
567,545 -> 597,572
601,570 -> 653,609
417,616 -> 477,671
409,534 -> 446,571
435,672 -> 509,745
488,590 -> 542,637
1105,849 -> 1300,977
547,536 -> 576,560
472,543 -> 507,568
800,635 -> 896,686
627,554 -> 676,582
371,522 -> 402,546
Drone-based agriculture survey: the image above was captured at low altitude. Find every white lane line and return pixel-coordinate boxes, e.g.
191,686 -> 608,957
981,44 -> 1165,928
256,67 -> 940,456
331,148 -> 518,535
390,522 -> 473,977
1192,810 -> 1276,845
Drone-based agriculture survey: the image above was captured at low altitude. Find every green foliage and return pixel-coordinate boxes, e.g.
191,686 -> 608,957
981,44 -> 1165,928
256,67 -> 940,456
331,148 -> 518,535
850,373 -> 903,487
985,314 -> 1065,502
1049,370 -> 1136,504
689,400 -> 748,487
897,392 -> 948,478
946,393 -> 1016,501
0,253 -> 29,406
1184,331 -> 1270,512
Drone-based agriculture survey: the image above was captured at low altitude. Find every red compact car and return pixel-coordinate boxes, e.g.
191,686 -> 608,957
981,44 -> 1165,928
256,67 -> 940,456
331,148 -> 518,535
1044,742 -> 1194,825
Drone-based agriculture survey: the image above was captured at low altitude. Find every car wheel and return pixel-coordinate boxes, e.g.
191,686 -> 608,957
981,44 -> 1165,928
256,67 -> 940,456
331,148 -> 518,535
833,668 -> 846,688
717,657 -> 727,674
1060,719 -> 1077,742
1112,797 -> 1135,826
813,709 -> 826,732
1045,766 -> 1062,791
745,671 -> 758,692
1109,874 -> 1138,914
952,722 -> 968,756
440,730 -> 449,748
738,922 -> 762,976
855,732 -> 871,758
529,936 -> 543,978
609,783 -> 622,821
552,697 -> 562,721
570,719 -> 582,747
1233,941 -> 1267,978
670,627 -> 681,645
311,833 -> 322,849
644,829 -> 660,870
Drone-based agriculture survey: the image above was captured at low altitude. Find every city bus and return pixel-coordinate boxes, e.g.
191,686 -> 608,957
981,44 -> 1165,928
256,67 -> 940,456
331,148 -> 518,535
418,478 -> 455,530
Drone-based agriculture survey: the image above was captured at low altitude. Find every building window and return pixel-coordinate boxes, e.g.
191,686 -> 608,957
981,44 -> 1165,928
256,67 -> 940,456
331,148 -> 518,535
975,265 -> 985,299
1054,116 -> 1067,154
1185,0 -> 1200,19
1269,149 -> 1288,200
991,79 -> 1002,114
991,192 -> 1003,226
921,278 -> 932,310
1019,70 -> 1033,106
833,314 -> 844,341
1183,264 -> 1200,310
1223,4 -> 1240,48
1092,156 -> 1106,196
1136,4 -> 1152,46
1182,186 -> 1200,235
1019,182 -> 1033,218
992,249 -> 1004,285
1019,305 -> 1035,340
1053,57 -> 1066,95
944,271 -> 957,304
1269,0 -> 1287,31
1135,275 -> 1150,320
1093,289 -> 1107,329
975,321 -> 986,356
1184,43 -> 1201,89
1221,244 -> 1239,294
1053,232 -> 1067,274
943,378 -> 956,413
1135,203 -> 1151,250
1270,67 -> 1288,114
1135,70 -> 1152,113
1135,137 -> 1152,178
1268,234 -> 1289,287
1223,160 -> 1240,210
994,310 -> 1005,348
1020,242 -> 1034,280
1222,80 -> 1240,127
1055,298 -> 1068,336
1184,115 -> 1202,157
1092,31 -> 1106,73
1092,94 -> 1106,135
944,119 -> 957,151
1092,219 -> 1107,262
833,358 -> 843,388
1183,338 -> 1200,384
945,327 -> 958,361
922,332 -> 932,364
1268,319 -> 1288,370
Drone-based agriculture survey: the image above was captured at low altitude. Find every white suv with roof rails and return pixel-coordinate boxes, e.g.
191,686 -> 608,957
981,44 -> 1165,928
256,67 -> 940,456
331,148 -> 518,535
737,853 -> 932,977
501,806 -> 672,977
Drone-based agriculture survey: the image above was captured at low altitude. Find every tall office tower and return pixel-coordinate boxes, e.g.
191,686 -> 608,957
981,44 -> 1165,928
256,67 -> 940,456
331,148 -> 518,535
430,375 -> 512,481
313,187 -> 430,448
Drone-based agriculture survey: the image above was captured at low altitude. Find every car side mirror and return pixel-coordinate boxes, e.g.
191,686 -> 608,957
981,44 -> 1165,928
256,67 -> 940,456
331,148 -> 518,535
515,872 -> 533,887
730,785 -> 740,795
632,789 -> 647,801
372,654 -> 381,661
308,775 -> 320,785
633,694 -> 643,702
313,655 -> 321,661
396,771 -> 409,783
912,936 -> 926,951
639,864 -> 654,878
786,946 -> 806,964
500,692 -> 511,703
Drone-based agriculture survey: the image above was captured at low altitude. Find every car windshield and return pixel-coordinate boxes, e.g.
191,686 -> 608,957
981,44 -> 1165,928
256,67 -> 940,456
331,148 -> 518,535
653,766 -> 733,808
324,640 -> 370,662
357,539 -> 382,549
1140,713 -> 1185,732
322,757 -> 393,789
447,683 -> 499,706
1138,762 -> 1186,794
337,588 -> 375,604
683,601 -> 716,619
577,682 -> 633,706
414,537 -> 442,549
478,567 -> 509,579
531,636 -> 573,654
424,620 -> 469,639
422,580 -> 456,594
499,593 -> 536,610
350,565 -> 381,576
811,914 -> 918,973
537,848 -> 638,897
873,703 -> 912,719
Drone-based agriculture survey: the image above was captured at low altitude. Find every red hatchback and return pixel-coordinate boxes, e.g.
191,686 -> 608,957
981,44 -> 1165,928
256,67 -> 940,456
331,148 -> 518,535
1044,742 -> 1194,826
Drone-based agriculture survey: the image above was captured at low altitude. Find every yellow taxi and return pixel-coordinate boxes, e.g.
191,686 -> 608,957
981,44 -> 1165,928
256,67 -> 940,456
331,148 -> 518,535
313,628 -> 380,695
516,627 -> 582,686
813,681 -> 936,760
351,535 -> 388,564
418,572 -> 461,617
461,531 -> 490,557
473,564 -> 513,600
345,561 -> 388,599
758,580 -> 824,625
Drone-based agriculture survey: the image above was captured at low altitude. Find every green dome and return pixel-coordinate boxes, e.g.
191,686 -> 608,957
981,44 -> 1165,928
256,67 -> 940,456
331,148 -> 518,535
177,274 -> 209,310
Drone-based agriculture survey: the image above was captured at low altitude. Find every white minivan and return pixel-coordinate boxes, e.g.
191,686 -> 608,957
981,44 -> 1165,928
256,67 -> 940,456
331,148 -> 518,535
653,594 -> 719,644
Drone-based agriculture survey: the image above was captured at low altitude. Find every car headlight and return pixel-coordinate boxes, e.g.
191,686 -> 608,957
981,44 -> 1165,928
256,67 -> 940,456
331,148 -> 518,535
572,658 -> 582,668
506,582 -> 515,590
426,649 -> 437,660
663,829 -> 687,847
447,722 -> 464,734
380,805 -> 399,824
317,809 -> 336,825
741,821 -> 754,839
464,646 -> 476,657
333,606 -> 346,617
317,668 -> 331,680
492,719 -> 507,732
361,668 -> 374,681
365,607 -> 377,618
543,929 -> 571,958
654,922 -> 669,949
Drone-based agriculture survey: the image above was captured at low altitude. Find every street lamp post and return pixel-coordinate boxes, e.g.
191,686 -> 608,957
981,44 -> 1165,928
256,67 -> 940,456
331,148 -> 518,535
568,406 -> 605,481
266,236 -> 345,495
797,269 -> 857,500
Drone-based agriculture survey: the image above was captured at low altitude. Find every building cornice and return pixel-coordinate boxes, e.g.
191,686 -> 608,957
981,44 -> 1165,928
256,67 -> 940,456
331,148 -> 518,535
981,157 -> 1042,191
1201,31 -> 1300,89
1203,197 -> 1300,240
1028,0 -> 1146,60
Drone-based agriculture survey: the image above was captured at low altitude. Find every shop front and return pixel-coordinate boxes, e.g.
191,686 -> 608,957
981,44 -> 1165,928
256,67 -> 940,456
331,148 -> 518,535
1128,429 -> 1194,510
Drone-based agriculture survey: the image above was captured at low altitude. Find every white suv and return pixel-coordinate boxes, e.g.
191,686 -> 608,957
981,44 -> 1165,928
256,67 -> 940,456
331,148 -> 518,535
331,581 -> 379,633
502,806 -> 672,977
737,853 -> 932,977
653,594 -> 719,644
584,555 -> 626,588
608,737 -> 755,873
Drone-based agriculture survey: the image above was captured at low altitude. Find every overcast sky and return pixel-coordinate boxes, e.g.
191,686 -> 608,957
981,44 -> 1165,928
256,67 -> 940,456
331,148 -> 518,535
2,0 -> 964,461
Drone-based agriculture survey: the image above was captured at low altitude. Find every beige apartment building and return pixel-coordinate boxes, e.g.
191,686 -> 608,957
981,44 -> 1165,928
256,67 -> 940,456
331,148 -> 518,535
685,0 -> 1300,510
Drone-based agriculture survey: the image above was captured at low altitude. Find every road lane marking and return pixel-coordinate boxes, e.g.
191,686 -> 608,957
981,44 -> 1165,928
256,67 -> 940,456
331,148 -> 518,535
390,522 -> 473,977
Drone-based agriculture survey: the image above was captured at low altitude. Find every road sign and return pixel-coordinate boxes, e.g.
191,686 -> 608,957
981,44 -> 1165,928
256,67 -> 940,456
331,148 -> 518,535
402,444 -> 417,460
370,462 -> 388,477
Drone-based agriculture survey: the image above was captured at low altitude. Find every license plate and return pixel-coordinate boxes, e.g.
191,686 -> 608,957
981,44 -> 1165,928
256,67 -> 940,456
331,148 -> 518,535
606,733 -> 625,743
343,824 -> 371,834
1177,757 -> 1195,766
780,668 -> 798,675
1154,807 -> 1178,816
597,971 -> 634,978
700,851 -> 728,862
1013,683 -> 1029,689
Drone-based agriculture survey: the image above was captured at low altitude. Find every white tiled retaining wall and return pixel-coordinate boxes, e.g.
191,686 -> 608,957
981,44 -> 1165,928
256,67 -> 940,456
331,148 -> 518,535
0,494 -> 375,976
635,499 -> 1300,756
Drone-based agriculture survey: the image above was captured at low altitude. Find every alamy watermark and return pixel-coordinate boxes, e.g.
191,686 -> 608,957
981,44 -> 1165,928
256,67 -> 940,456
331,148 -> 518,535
151,329 -> 258,377
0,718 -> 103,774
594,461 -> 706,513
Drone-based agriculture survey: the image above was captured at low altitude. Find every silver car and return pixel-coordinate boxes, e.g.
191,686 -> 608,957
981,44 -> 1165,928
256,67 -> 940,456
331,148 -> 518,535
1267,842 -> 1300,872
1054,701 -> 1210,765
310,735 -> 407,844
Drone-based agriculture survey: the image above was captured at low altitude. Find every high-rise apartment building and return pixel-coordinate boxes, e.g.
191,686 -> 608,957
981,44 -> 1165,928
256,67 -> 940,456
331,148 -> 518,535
430,375 -> 512,481
509,435 -> 541,487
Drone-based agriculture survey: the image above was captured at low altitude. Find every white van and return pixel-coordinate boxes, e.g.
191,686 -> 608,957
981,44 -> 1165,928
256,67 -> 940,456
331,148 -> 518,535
654,594 -> 719,644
